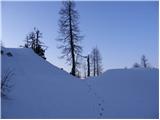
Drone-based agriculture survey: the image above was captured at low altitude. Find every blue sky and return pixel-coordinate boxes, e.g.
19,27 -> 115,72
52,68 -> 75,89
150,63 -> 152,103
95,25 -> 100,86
2,1 -> 159,72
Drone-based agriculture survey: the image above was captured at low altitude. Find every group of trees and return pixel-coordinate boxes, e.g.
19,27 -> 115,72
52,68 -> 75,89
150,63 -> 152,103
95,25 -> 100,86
78,47 -> 103,78
24,28 -> 47,59
23,1 -> 103,78
23,1 -> 155,78
90,47 -> 103,76
57,1 -> 103,77
133,55 -> 150,68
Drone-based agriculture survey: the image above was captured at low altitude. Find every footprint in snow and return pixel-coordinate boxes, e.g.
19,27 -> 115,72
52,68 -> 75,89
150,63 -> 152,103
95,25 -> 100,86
99,112 -> 103,117
101,107 -> 104,111
98,103 -> 101,106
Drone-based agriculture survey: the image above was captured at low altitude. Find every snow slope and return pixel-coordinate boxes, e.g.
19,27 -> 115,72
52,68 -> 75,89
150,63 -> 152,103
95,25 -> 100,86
87,68 -> 159,119
1,47 -> 159,118
1,47 -> 97,118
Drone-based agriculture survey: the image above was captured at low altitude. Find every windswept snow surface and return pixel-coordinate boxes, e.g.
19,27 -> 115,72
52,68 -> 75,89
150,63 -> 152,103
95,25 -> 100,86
1,47 -> 159,118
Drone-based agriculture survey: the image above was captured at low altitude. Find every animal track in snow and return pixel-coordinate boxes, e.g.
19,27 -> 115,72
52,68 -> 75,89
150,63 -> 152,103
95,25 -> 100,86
86,83 -> 105,118
101,107 -> 104,111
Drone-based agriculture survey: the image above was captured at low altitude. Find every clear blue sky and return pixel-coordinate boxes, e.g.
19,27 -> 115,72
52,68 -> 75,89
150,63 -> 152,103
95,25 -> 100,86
2,1 -> 159,72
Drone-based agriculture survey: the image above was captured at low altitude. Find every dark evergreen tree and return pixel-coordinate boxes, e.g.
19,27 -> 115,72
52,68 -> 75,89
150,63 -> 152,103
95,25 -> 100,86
57,1 -> 83,76
24,28 -> 47,59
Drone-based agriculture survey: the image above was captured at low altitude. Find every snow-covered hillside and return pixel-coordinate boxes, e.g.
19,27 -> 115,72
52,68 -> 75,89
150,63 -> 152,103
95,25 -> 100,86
1,47 -> 159,118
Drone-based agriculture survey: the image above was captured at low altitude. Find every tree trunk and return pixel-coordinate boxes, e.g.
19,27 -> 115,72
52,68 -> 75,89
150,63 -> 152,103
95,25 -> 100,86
69,2 -> 76,76
87,55 -> 90,77
96,57 -> 99,76
93,50 -> 96,76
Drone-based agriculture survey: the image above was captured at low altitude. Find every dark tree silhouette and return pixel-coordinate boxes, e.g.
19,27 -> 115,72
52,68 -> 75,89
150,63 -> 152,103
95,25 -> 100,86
57,1 -> 83,76
91,48 -> 96,76
133,62 -> 140,68
24,28 -> 47,59
141,55 -> 148,68
87,55 -> 90,77
91,47 -> 103,76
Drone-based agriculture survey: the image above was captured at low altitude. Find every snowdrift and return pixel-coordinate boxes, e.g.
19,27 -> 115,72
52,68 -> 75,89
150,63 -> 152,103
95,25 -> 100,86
1,47 -> 159,118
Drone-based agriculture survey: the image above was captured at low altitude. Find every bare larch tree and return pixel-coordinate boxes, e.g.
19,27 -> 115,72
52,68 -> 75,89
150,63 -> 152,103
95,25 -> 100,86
57,1 -> 82,76
91,47 -> 103,76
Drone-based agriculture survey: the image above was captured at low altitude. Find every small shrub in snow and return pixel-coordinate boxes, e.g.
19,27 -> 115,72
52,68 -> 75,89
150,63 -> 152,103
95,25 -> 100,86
1,68 -> 14,99
6,52 -> 13,57
133,63 -> 141,68
1,50 -> 4,55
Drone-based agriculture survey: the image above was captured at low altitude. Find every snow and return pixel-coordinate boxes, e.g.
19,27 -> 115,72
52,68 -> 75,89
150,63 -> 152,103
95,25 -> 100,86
1,47 -> 159,118
86,68 -> 159,118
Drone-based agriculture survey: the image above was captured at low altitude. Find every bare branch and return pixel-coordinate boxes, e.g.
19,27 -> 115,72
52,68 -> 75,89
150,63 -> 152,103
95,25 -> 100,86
1,68 -> 15,99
